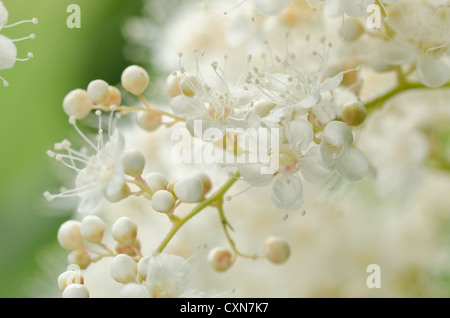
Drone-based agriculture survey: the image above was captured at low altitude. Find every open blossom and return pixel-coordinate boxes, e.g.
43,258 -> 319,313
0,0 -> 37,87
377,0 -> 450,87
44,114 -> 127,213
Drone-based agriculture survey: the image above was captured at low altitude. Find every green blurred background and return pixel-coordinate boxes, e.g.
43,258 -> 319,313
0,0 -> 145,297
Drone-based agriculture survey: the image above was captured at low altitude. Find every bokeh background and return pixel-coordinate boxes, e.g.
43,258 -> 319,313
0,0 -> 145,297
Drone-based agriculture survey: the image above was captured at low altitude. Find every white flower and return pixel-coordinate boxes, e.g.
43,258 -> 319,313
45,113 -> 127,213
0,1 -> 37,87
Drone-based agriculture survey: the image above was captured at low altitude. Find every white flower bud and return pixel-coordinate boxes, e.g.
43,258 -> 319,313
67,248 -> 91,269
144,172 -> 169,193
106,86 -> 122,106
166,72 -> 202,97
121,149 -> 145,177
165,73 -> 182,97
87,79 -> 109,104
136,111 -> 162,132
194,172 -> 212,196
58,270 -> 84,292
121,65 -> 149,96
119,283 -> 150,298
110,254 -> 138,284
151,190 -> 176,213
263,236 -> 290,264
57,220 -> 84,250
112,216 -> 138,245
62,89 -> 93,119
80,215 -> 106,244
323,121 -> 353,150
341,101 -> 367,126
173,174 -> 204,203
62,283 -> 90,298
105,183 -> 131,203
208,247 -> 235,272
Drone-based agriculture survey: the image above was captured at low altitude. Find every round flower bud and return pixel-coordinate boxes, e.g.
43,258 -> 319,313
105,183 -> 131,203
151,190 -> 176,213
173,174 -> 204,203
178,74 -> 201,97
110,254 -> 137,284
62,284 -> 90,298
323,121 -> 353,150
62,89 -> 93,119
68,249 -> 91,269
112,216 -> 138,245
58,270 -> 84,292
208,247 -> 234,272
87,79 -> 109,104
144,172 -> 169,193
121,149 -> 145,177
121,65 -> 149,96
341,100 -> 367,126
263,236 -> 290,264
136,111 -> 162,132
80,215 -> 106,244
119,283 -> 150,298
115,239 -> 141,256
57,220 -> 84,250
106,86 -> 122,106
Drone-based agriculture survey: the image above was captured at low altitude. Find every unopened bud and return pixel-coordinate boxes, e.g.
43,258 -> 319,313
136,111 -> 162,132
87,79 -> 109,104
62,89 -> 93,119
341,100 -> 367,126
121,65 -> 149,96
263,236 -> 290,264
112,216 -> 138,245
110,254 -> 138,284
106,86 -> 122,106
57,220 -> 84,250
144,172 -> 169,193
62,284 -> 90,298
122,149 -> 145,177
80,215 -> 106,244
173,174 -> 204,203
151,190 -> 176,213
208,247 -> 235,272
58,270 -> 84,292
67,249 -> 91,269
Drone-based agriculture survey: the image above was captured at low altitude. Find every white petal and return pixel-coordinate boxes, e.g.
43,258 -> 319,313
380,40 -> 416,66
343,0 -> 375,17
284,119 -> 313,151
264,105 -> 294,122
271,175 -> 303,211
335,148 -> 369,181
299,146 -> 334,184
170,95 -> 207,118
77,189 -> 104,213
298,94 -> 319,109
416,55 -> 449,88
0,1 -> 8,25
238,163 -> 274,186
319,72 -> 344,92
311,102 -> 340,126
0,34 -> 17,70
252,0 -> 290,15
323,121 -> 353,149
317,142 -> 336,170
105,162 -> 125,198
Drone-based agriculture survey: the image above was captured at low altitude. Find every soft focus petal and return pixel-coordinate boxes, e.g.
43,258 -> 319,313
77,189 -> 104,213
271,175 -> 303,211
0,34 -> 17,70
323,121 -> 353,149
0,1 -> 8,25
380,40 -> 416,66
342,0 -> 375,17
252,0 -> 290,15
317,142 -> 336,170
416,55 -> 449,88
170,95 -> 207,118
284,119 -> 313,151
335,148 -> 369,181
299,146 -> 334,184
238,162 -> 274,186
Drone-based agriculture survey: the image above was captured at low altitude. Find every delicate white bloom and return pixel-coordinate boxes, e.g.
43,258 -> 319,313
44,113 -> 127,213
0,1 -> 37,87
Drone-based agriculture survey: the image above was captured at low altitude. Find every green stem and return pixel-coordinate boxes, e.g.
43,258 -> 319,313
155,171 -> 241,253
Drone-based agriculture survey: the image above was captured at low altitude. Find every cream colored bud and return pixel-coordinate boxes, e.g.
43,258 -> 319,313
341,100 -> 367,126
165,72 -> 182,97
110,254 -> 137,284
62,89 -> 93,119
137,255 -> 151,280
57,220 -> 84,250
173,174 -> 204,203
122,149 -> 145,177
144,172 -> 169,193
80,215 -> 106,244
263,236 -> 290,264
67,249 -> 91,269
151,190 -> 176,213
106,86 -> 122,106
136,111 -> 162,132
121,65 -> 149,96
87,79 -> 109,104
112,216 -> 138,245
62,284 -> 90,298
208,247 -> 234,272
105,183 -> 131,203
194,172 -> 212,196
58,270 -> 84,292
119,283 -> 150,298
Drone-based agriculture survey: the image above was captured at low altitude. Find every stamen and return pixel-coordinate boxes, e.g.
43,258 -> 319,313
11,33 -> 35,42
1,17 -> 38,29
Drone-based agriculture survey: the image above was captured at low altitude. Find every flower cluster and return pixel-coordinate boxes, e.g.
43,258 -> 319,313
0,1 -> 37,87
44,0 -> 450,297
